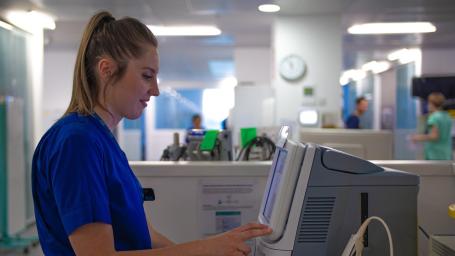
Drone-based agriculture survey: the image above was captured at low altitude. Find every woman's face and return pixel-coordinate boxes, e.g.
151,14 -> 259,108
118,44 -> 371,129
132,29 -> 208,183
107,46 -> 160,121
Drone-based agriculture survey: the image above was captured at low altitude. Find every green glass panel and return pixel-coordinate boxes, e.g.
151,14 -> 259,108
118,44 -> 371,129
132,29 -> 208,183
0,24 -> 34,237
0,100 -> 7,236
240,127 -> 257,148
200,130 -> 219,151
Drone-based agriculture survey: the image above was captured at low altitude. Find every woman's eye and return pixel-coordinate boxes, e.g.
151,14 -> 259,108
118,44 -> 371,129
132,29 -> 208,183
143,74 -> 153,80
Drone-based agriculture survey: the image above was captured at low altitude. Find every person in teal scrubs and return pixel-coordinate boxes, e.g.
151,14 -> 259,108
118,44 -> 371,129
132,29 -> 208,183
412,92 -> 453,160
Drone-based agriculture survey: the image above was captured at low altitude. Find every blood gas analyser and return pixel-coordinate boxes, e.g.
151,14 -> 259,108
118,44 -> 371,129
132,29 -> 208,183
256,127 -> 419,256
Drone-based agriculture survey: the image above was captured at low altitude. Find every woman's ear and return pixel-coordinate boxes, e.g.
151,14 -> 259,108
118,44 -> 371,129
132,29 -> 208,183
98,57 -> 116,83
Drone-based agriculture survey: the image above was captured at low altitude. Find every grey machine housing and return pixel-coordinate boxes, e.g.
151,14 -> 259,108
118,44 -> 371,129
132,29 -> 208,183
256,143 -> 419,256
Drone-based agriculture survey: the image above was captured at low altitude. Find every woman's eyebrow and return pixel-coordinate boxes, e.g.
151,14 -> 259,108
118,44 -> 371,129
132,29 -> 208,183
142,67 -> 158,74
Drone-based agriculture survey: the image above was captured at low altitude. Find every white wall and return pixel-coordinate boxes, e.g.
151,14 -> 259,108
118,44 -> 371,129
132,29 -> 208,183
229,85 -> 275,146
234,47 -> 272,86
228,47 -> 276,146
379,69 -> 396,129
373,75 -> 381,130
421,49 -> 455,76
42,49 -> 76,130
273,15 -> 342,129
28,31 -> 45,146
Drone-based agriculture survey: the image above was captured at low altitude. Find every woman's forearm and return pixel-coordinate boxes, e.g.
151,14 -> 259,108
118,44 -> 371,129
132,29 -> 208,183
116,240 -> 205,256
151,229 -> 175,248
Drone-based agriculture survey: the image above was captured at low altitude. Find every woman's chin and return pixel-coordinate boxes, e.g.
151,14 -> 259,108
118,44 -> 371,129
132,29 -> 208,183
125,111 -> 143,120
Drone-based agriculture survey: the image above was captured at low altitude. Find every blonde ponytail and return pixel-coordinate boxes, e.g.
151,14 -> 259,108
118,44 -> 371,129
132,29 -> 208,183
64,11 -> 157,116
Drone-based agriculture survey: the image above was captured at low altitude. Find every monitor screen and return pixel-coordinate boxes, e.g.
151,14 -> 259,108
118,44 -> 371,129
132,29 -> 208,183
263,149 -> 288,222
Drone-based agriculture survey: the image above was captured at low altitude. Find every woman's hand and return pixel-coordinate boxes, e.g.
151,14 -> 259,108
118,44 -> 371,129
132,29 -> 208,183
199,223 -> 272,256
410,134 -> 420,143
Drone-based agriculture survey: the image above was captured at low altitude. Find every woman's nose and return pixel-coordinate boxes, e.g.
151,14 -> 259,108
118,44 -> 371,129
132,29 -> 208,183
150,81 -> 160,96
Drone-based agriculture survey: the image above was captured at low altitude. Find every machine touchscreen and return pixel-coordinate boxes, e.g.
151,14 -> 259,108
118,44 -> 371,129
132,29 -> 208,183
258,138 -> 305,242
263,149 -> 288,221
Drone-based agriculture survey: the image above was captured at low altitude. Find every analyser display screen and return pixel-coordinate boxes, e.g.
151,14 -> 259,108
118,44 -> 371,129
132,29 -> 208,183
263,149 -> 288,222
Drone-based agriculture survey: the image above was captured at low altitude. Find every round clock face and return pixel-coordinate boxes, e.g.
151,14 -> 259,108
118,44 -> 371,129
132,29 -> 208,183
279,55 -> 306,81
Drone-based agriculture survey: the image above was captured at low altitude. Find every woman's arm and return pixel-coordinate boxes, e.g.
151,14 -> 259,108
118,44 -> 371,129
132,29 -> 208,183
147,219 -> 175,248
412,125 -> 439,142
69,222 -> 272,256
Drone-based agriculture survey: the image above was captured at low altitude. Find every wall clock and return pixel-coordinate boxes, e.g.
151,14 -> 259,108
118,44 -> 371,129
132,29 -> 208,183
279,55 -> 306,81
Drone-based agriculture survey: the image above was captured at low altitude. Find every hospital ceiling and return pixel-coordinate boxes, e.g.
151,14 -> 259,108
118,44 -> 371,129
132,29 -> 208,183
1,0 -> 455,83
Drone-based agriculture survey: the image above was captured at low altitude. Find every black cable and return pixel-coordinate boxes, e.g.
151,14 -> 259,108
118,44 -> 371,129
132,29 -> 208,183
216,138 -> 222,159
236,137 -> 256,161
176,146 -> 187,161
160,148 -> 170,161
236,136 -> 276,161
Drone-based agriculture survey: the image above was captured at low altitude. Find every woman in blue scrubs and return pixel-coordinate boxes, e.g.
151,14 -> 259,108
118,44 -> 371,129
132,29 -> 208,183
32,11 -> 271,256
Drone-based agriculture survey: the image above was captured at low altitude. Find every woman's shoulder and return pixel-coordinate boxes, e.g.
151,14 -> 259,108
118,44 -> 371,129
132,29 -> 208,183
430,110 -> 450,119
428,111 -> 452,125
33,113 -> 104,165
53,113 -> 96,133
40,113 -> 102,148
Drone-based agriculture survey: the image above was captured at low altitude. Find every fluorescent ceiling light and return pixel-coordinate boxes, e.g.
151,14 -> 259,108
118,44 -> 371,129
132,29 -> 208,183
387,48 -> 408,61
6,10 -> 56,32
340,70 -> 354,85
340,69 -> 366,85
387,48 -> 421,64
339,75 -> 350,86
348,22 -> 436,34
218,76 -> 238,89
361,61 -> 391,74
352,70 -> 366,81
371,62 -> 391,74
147,25 -> 221,36
29,11 -> 56,30
258,4 -> 281,13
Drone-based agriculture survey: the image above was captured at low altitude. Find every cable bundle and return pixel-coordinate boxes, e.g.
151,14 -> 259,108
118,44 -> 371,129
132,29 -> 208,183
236,136 -> 276,161
341,216 -> 393,256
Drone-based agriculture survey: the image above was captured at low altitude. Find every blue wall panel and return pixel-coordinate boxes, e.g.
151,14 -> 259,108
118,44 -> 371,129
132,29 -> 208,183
155,89 -> 203,129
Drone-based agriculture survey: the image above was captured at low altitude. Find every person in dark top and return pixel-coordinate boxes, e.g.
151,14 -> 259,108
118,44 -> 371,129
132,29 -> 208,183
32,11 -> 271,256
190,114 -> 203,130
345,96 -> 369,129
185,114 -> 205,143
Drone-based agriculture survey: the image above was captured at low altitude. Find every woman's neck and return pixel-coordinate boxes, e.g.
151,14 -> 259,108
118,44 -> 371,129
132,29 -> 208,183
94,106 -> 120,131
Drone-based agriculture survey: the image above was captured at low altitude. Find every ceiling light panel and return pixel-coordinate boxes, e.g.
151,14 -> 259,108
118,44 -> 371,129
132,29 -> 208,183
258,4 -> 281,13
348,22 -> 436,34
147,25 -> 221,36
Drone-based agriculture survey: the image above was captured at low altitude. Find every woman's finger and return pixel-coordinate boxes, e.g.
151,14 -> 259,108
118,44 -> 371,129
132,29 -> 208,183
239,227 -> 273,241
237,243 -> 252,255
233,222 -> 269,232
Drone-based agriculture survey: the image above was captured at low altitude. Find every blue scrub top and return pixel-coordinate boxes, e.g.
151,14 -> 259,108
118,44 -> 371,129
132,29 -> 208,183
32,113 -> 152,255
345,114 -> 360,129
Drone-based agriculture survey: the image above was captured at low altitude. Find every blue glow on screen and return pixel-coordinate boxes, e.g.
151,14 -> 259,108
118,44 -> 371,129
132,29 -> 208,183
263,149 -> 288,222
